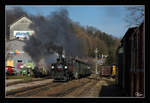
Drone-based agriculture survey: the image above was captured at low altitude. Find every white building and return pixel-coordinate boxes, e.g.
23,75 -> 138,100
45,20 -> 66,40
6,16 -> 35,71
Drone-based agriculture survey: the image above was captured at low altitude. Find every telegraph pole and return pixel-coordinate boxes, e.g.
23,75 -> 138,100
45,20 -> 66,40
95,48 -> 98,75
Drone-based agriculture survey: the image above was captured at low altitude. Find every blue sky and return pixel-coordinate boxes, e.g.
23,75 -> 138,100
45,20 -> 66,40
6,5 -> 144,38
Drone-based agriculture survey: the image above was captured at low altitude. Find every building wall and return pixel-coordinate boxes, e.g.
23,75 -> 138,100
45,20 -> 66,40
6,17 -> 34,71
9,17 -> 33,40
6,40 -> 33,71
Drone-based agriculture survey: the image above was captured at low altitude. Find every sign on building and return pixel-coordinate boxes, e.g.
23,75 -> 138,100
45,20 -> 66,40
14,31 -> 34,39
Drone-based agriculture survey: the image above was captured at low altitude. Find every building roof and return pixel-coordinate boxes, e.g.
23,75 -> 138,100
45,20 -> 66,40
121,21 -> 144,43
9,16 -> 32,29
121,27 -> 137,43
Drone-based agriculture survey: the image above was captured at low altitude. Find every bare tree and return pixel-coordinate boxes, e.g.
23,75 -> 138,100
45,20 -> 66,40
125,6 -> 144,27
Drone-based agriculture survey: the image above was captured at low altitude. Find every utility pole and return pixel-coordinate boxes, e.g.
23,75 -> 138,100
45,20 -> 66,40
95,48 -> 98,75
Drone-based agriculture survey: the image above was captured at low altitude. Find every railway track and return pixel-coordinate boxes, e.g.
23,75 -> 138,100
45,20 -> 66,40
7,76 -> 114,97
7,77 -> 95,97
64,79 -> 98,97
48,79 -> 91,97
9,82 -> 62,97
32,78 -> 91,97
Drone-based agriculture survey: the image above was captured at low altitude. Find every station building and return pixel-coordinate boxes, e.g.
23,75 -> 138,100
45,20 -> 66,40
6,16 -> 35,72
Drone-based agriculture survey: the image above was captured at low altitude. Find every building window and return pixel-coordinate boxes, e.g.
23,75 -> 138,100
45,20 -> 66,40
18,60 -> 22,62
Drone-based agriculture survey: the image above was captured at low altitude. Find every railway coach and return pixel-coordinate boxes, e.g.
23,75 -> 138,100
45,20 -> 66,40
116,21 -> 144,96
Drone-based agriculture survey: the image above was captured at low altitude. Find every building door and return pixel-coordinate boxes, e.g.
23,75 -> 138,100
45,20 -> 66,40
17,60 -> 23,72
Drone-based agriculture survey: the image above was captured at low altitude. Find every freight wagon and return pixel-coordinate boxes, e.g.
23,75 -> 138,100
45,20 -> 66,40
100,66 -> 111,77
116,22 -> 144,97
100,65 -> 116,77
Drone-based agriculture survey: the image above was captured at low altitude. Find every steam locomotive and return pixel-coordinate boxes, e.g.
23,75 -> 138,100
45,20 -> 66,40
51,55 -> 92,81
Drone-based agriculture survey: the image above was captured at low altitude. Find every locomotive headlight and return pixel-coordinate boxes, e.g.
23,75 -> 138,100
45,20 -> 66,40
64,66 -> 67,69
51,66 -> 54,69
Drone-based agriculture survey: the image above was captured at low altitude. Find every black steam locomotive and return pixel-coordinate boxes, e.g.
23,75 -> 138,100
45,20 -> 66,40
51,56 -> 92,81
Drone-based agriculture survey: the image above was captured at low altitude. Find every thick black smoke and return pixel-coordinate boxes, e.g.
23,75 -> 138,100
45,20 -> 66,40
23,9 -> 84,69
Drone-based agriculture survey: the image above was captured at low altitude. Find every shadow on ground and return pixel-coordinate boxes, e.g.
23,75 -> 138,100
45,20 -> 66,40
99,84 -> 128,97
